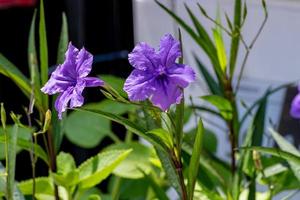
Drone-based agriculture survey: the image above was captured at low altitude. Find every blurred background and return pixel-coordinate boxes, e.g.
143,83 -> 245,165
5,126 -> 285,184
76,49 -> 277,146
0,0 -> 299,198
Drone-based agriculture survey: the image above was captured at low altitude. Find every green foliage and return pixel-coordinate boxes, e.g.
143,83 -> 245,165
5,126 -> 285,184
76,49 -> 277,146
201,95 -> 233,120
269,129 -> 300,182
104,142 -> 155,179
65,100 -> 134,148
77,149 -> 131,189
187,119 -> 204,200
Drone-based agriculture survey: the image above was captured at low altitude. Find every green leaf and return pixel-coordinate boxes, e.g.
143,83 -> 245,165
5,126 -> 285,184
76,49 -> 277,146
147,129 -> 173,149
57,152 -> 76,175
65,100 -> 134,148
39,0 -> 49,109
194,55 -> 222,96
187,119 -> 204,200
269,129 -> 300,182
0,126 -> 31,160
76,107 -> 167,151
99,75 -> 126,97
229,0 -> 242,76
7,124 -> 18,200
57,13 -> 69,64
28,10 -> 42,112
242,146 -> 300,165
77,149 -> 132,189
201,95 -> 232,120
105,142 -> 154,179
213,28 -> 227,72
141,171 -> 169,200
0,54 -> 36,105
19,177 -> 53,197
155,147 -> 182,196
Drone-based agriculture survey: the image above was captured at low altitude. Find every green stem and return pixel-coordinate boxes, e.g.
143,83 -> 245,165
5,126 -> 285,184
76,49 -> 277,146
112,177 -> 122,200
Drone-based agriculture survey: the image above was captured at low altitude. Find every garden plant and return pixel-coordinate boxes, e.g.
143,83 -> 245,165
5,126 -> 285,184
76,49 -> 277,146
0,0 -> 300,200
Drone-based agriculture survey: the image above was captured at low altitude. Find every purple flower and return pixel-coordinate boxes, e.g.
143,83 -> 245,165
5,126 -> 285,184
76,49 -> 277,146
290,85 -> 300,118
124,34 -> 195,111
41,42 -> 104,119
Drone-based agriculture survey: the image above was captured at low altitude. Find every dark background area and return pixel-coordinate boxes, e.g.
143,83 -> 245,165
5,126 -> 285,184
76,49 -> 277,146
0,0 -> 134,181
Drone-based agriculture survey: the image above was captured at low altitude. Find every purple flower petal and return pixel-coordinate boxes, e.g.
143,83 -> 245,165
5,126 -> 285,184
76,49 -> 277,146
150,79 -> 182,111
55,87 -> 74,119
124,69 -> 156,101
167,64 -> 196,88
128,42 -> 160,71
76,47 -> 93,78
159,34 -> 181,68
290,93 -> 300,118
84,77 -> 104,87
69,81 -> 85,108
41,64 -> 74,95
65,42 -> 79,67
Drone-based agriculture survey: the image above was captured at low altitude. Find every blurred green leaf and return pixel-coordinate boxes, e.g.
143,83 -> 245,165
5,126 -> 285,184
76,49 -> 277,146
270,129 -> 300,182
65,100 -> 134,148
77,107 -> 168,151
77,149 -> 132,189
201,95 -> 232,120
104,142 -> 154,179
141,171 -> 169,200
242,146 -> 300,165
213,28 -> 227,72
0,134 -> 49,165
229,0 -> 242,77
39,0 -> 49,110
0,126 -> 31,160
147,129 -> 173,150
99,75 -> 126,97
0,55 -> 43,109
155,147 -> 182,197
28,10 -> 42,112
57,12 -> 69,64
19,177 -> 53,198
187,119 -> 204,200
7,124 -> 18,200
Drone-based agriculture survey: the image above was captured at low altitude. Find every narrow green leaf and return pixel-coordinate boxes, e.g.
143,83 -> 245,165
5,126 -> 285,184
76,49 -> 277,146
225,13 -> 233,31
269,129 -> 300,182
174,97 -> 184,151
0,55 -> 43,112
213,28 -> 227,72
77,149 -> 132,189
147,129 -> 173,149
155,147 -> 182,196
187,119 -> 204,200
76,108 -> 166,151
241,146 -> 300,165
140,170 -> 169,200
0,135 -> 49,165
229,0 -> 242,77
39,0 -> 49,109
99,75 -> 126,97
184,4 -> 216,55
57,12 -> 69,64
201,95 -> 232,120
28,10 -> 42,111
7,124 -> 18,200
194,55 -> 222,96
